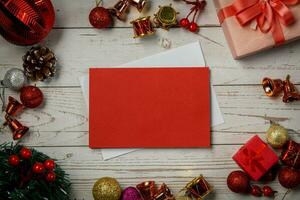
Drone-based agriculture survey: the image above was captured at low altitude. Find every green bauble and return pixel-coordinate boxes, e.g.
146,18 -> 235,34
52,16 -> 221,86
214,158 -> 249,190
92,177 -> 122,200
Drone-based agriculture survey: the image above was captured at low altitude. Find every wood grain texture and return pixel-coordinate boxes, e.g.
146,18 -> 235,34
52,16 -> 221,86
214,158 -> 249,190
0,0 -> 300,199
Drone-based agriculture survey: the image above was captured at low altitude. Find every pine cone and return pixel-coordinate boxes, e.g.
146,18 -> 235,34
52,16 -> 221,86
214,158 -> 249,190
23,46 -> 57,81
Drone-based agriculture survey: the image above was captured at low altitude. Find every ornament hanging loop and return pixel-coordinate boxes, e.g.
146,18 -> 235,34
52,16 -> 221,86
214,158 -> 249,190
95,0 -> 103,7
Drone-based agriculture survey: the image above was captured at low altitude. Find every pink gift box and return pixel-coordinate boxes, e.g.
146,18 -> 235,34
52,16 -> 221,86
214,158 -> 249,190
213,0 -> 300,59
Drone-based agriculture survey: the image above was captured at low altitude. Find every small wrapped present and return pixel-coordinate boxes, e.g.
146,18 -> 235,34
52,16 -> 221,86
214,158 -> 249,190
232,135 -> 279,181
281,140 -> 300,169
213,0 -> 300,59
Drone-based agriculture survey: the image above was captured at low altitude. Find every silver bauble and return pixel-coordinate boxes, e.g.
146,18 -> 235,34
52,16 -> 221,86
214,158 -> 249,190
1,68 -> 26,90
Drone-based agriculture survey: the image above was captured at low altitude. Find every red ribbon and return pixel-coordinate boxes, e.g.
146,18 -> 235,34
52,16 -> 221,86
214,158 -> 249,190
218,0 -> 299,45
241,144 -> 266,173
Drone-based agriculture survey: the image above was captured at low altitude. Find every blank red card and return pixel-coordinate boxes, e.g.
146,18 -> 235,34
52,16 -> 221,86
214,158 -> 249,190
89,68 -> 210,148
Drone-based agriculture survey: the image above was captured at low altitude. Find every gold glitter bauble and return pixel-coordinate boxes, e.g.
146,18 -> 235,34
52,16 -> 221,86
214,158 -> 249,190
92,177 -> 122,200
266,123 -> 289,148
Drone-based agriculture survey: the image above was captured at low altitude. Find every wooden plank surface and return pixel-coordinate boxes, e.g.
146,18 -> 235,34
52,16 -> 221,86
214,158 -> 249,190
0,0 -> 299,199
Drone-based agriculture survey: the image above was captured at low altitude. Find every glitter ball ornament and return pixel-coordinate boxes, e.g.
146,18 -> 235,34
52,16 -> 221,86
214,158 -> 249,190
262,186 -> 276,197
89,6 -> 112,29
45,171 -> 56,182
32,162 -> 45,174
44,159 -> 56,170
8,155 -> 20,166
1,68 -> 27,90
250,185 -> 262,197
92,177 -> 122,200
266,122 -> 289,148
121,187 -> 143,200
227,170 -> 250,194
19,147 -> 32,159
278,167 -> 300,188
20,86 -> 44,108
23,46 -> 57,81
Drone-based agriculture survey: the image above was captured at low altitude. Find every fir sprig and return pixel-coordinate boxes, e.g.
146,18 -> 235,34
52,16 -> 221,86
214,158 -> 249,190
0,143 -> 71,200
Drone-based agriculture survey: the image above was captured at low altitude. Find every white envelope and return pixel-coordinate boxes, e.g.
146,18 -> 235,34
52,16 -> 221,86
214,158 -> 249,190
80,42 -> 224,160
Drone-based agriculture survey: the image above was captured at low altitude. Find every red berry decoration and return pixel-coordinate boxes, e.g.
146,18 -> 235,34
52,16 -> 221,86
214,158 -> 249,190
180,0 -> 206,33
89,0 -> 112,29
227,170 -> 250,194
8,155 -> 20,166
180,18 -> 190,28
250,185 -> 262,197
189,22 -> 199,33
45,171 -> 56,182
44,159 -> 56,170
278,167 -> 300,188
262,186 -> 277,197
32,162 -> 45,174
19,147 -> 32,159
20,86 -> 44,108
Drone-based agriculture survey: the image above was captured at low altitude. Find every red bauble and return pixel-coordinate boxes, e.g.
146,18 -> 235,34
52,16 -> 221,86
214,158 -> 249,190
250,185 -> 262,197
8,155 -> 20,166
19,147 -> 32,159
44,159 -> 56,170
278,167 -> 300,188
20,86 -> 44,108
45,171 -> 56,182
0,0 -> 55,46
189,22 -> 199,33
89,7 -> 112,29
262,186 -> 276,197
180,18 -> 190,28
227,170 -> 250,193
32,162 -> 45,174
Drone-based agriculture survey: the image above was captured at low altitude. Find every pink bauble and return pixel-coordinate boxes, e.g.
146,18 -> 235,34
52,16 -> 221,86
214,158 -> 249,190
121,187 -> 142,200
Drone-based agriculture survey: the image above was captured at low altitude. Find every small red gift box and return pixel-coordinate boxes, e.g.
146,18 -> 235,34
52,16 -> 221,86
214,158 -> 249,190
233,135 -> 279,181
281,140 -> 300,169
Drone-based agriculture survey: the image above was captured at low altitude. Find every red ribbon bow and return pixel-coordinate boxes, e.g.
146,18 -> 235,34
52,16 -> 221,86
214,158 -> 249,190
241,146 -> 266,173
218,0 -> 299,45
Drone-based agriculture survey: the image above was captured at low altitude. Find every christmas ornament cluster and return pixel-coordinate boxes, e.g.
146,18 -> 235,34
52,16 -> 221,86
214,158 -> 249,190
227,122 -> 300,198
1,46 -> 57,141
0,143 -> 70,199
92,175 -> 213,200
89,0 -> 207,38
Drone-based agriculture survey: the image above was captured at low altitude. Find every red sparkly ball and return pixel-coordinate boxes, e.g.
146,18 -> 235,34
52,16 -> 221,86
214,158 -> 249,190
189,22 -> 199,33
8,155 -> 20,166
89,7 -> 112,29
32,162 -> 45,174
262,186 -> 276,197
250,185 -> 262,197
20,86 -> 44,108
180,18 -> 190,28
19,147 -> 32,159
45,171 -> 56,182
278,167 -> 300,188
227,170 -> 250,193
44,159 -> 56,170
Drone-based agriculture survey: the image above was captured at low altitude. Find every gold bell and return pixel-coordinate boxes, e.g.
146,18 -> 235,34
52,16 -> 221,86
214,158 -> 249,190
130,0 -> 147,12
4,115 -> 29,140
111,0 -> 131,20
154,4 -> 179,30
131,16 -> 155,38
283,75 -> 300,103
5,96 -> 24,116
262,77 -> 284,97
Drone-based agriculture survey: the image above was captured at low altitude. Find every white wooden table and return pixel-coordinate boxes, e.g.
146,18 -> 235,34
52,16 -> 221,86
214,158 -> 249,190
1,0 -> 300,199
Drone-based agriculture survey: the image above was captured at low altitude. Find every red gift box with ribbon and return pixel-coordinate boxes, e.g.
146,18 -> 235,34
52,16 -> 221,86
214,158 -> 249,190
214,0 -> 300,59
281,140 -> 300,169
233,135 -> 279,181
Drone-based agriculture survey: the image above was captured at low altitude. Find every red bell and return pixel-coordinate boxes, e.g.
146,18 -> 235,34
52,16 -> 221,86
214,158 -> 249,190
4,115 -> 29,140
0,0 -> 55,46
5,96 -> 24,116
262,77 -> 284,97
282,75 -> 300,103
111,0 -> 130,20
